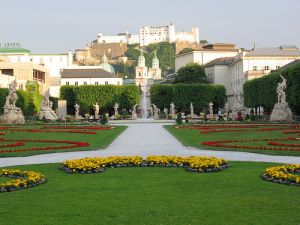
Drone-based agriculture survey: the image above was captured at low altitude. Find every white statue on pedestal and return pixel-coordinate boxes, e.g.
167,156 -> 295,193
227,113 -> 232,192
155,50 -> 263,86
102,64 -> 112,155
270,75 -> 292,121
39,89 -> 58,120
170,102 -> 176,119
0,80 -> 25,124
190,102 -> 194,118
94,102 -> 100,119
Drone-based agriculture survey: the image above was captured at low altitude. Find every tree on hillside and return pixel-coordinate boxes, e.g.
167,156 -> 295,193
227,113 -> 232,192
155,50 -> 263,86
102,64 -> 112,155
179,48 -> 193,54
174,63 -> 208,84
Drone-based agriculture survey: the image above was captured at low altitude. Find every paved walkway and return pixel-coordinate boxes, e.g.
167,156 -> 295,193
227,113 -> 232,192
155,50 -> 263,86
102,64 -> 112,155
1,123 -> 300,167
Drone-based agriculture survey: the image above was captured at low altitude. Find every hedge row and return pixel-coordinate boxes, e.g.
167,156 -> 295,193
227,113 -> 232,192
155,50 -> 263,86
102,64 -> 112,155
60,85 -> 140,115
150,84 -> 226,113
243,62 -> 300,114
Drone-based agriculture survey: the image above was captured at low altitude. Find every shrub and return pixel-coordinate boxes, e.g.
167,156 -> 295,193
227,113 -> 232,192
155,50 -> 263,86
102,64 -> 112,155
176,113 -> 183,124
100,113 -> 108,125
150,84 -> 226,113
60,85 -> 139,115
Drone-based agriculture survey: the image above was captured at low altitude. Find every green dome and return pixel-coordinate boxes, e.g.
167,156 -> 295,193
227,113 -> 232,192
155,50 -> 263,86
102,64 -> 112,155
101,63 -> 115,74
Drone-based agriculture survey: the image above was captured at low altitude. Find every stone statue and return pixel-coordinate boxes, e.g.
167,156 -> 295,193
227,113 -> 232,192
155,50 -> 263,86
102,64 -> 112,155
190,102 -> 194,118
276,74 -> 287,104
152,104 -> 159,119
170,102 -> 176,119
224,102 -> 229,120
164,108 -> 168,119
74,103 -> 82,120
131,104 -> 138,120
0,80 -> 25,124
39,89 -> 58,120
232,87 -> 244,111
114,103 -> 119,116
94,102 -> 100,119
209,102 -> 214,119
270,75 -> 292,121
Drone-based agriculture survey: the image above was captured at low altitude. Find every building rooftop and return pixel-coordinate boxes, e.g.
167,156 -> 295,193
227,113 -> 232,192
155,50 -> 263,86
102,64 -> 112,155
204,57 -> 235,67
61,68 -> 121,79
245,46 -> 300,57
0,47 -> 31,54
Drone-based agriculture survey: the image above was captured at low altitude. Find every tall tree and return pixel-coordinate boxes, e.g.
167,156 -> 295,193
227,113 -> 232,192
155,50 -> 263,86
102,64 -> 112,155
174,63 -> 208,84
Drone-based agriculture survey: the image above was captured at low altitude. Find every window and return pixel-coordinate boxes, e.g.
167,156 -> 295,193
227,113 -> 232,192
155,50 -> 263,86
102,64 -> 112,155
276,66 -> 280,69
75,81 -> 78,86
30,57 -> 33,62
253,66 -> 257,71
66,81 -> 69,85
95,81 -> 98,85
49,57 -> 52,63
264,66 -> 269,70
105,81 -> 108,85
117,81 -> 120,85
83,81 -> 87,85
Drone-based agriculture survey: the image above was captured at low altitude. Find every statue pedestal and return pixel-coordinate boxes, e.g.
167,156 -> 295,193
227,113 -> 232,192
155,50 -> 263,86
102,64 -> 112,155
39,107 -> 58,121
270,103 -> 293,122
0,107 -> 25,124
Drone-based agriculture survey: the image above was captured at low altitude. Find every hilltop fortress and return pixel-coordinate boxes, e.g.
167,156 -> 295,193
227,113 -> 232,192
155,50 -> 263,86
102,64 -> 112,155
94,23 -> 199,46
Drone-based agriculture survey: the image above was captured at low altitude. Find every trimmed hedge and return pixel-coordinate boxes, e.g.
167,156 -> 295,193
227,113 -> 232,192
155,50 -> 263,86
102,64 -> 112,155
244,62 -> 300,114
60,85 -> 140,115
150,84 -> 226,113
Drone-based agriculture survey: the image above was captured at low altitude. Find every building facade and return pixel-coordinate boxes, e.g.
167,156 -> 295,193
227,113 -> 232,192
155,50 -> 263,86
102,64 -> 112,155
175,43 -> 240,71
135,51 -> 162,87
61,67 -> 123,86
0,44 -> 73,97
0,55 -> 49,94
204,46 -> 300,108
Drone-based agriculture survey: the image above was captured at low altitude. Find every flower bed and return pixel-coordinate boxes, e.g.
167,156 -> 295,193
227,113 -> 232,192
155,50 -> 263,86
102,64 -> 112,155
202,138 -> 300,152
0,125 -> 114,135
261,164 -> 300,186
0,139 -> 89,154
62,156 -> 229,174
175,124 -> 300,135
0,169 -> 46,192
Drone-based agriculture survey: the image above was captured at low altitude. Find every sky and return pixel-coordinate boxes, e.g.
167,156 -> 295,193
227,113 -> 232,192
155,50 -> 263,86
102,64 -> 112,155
1,0 -> 300,53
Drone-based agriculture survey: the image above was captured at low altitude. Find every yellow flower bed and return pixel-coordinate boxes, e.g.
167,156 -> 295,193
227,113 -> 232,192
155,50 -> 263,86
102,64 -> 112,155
262,164 -> 300,186
0,169 -> 45,192
62,155 -> 229,173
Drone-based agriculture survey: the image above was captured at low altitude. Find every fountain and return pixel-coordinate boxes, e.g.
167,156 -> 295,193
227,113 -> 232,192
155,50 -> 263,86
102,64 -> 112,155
140,85 -> 148,118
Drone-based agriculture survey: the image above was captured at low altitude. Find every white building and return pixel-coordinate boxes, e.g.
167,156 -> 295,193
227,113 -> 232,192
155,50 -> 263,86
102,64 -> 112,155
204,45 -> 300,108
135,51 -> 162,87
61,67 -> 123,86
97,32 -> 139,45
96,23 -> 199,46
175,43 -> 240,71
0,44 -> 73,97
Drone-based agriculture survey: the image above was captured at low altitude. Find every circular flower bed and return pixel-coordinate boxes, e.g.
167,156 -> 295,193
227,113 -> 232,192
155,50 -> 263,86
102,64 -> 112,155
0,169 -> 46,192
62,155 -> 229,174
261,164 -> 300,186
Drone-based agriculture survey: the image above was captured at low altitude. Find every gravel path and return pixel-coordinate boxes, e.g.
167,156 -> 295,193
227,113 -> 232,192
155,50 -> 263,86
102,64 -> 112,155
0,123 -> 299,167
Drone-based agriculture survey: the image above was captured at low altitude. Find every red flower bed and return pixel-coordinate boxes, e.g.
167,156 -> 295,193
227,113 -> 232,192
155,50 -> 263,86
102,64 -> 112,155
0,139 -> 89,154
0,125 -> 114,136
202,138 -> 300,152
176,124 -> 300,135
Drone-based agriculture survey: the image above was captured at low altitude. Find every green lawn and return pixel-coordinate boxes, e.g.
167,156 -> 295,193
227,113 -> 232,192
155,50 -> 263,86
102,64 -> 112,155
0,125 -> 126,157
165,125 -> 300,156
0,162 -> 299,225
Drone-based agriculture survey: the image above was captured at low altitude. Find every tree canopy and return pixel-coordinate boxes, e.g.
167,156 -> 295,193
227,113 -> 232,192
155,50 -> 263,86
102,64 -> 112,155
174,63 -> 208,84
